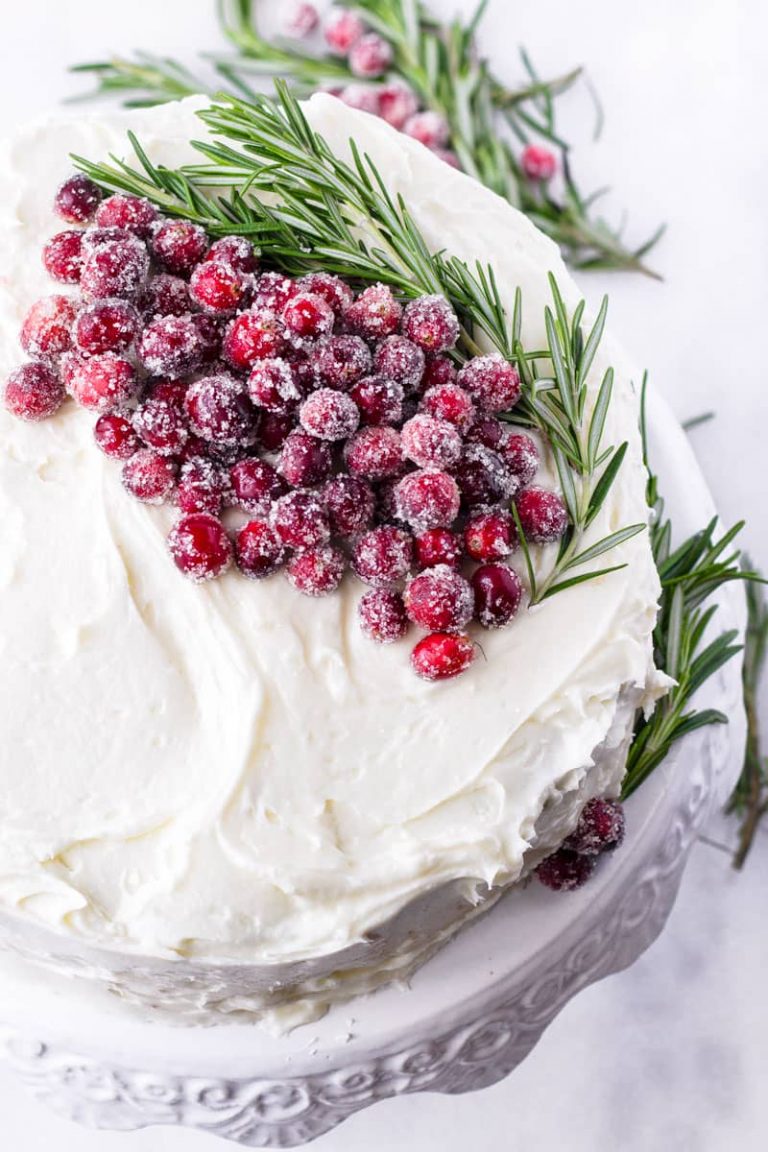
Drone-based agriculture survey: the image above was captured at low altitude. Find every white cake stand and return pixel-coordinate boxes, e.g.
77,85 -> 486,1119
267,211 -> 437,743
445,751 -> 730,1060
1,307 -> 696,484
0,389 -> 747,1147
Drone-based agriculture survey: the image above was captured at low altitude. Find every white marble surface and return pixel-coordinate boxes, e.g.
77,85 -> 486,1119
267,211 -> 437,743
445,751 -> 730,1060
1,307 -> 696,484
1,0 -> 766,1149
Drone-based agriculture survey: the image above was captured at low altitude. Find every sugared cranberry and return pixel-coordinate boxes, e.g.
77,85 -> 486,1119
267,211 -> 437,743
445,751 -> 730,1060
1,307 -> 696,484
401,413 -> 462,470
236,519 -> 287,578
190,260 -> 246,313
345,425 -> 403,480
192,313 -> 224,364
403,112 -> 451,150
515,486 -> 569,543
283,292 -> 335,341
177,458 -> 226,514
373,335 -> 425,392
394,470 -> 460,533
352,525 -> 413,586
339,85 -> 381,115
204,235 -> 260,274
401,295 -> 459,354
564,798 -> 626,856
521,144 -> 557,182
415,527 -> 462,570
325,9 -> 364,53
411,632 -> 475,681
298,272 -> 354,318
299,388 -> 360,441
421,354 -> 456,392
150,219 -> 208,274
349,32 -> 393,78
167,513 -> 232,582
536,849 -> 595,892
139,274 -> 191,317
349,374 -> 403,425
464,509 -> 516,561
80,235 -> 148,300
133,396 -> 189,455
94,410 -> 140,458
502,432 -> 539,485
323,474 -> 375,536
472,563 -> 523,629
257,412 -> 294,452
185,374 -> 258,447
251,272 -> 298,313
122,449 -> 176,504
54,174 -> 102,224
3,361 -> 65,421
311,335 -> 371,389
230,457 -> 286,516
420,382 -> 475,434
20,296 -> 77,361
64,352 -> 137,412
287,544 -> 346,597
247,358 -> 302,414
458,355 -> 521,414
345,284 -> 402,341
139,315 -> 204,378
95,194 -> 157,237
146,378 -> 188,407
42,230 -> 84,284
278,429 -> 332,486
405,565 -> 473,632
455,444 -> 516,507
358,588 -> 409,643
271,489 -> 330,549
377,82 -> 419,129
223,309 -> 286,370
465,416 -> 504,450
73,299 -> 139,355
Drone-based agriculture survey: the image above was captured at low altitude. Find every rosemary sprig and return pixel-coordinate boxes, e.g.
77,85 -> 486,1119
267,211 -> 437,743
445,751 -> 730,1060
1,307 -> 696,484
72,0 -> 663,277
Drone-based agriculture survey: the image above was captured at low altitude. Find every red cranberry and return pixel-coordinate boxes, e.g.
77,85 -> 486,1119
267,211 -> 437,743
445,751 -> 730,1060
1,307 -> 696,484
345,426 -> 403,480
42,230 -> 84,284
402,294 -> 459,353
80,235 -> 149,300
394,470 -> 460,533
352,525 -> 413,586
515,486 -> 569,543
521,144 -> 557,182
122,449 -> 176,504
434,149 -> 461,169
257,412 -> 294,452
230,457 -> 286,515
185,374 -> 258,447
465,416 -> 504,450
377,82 -> 419,129
20,296 -> 77,361
287,544 -> 346,597
455,444 -> 516,507
134,397 -> 189,455
421,355 -> 456,392
472,564 -> 523,629
564,798 -> 626,856
3,362 -> 65,421
146,378 -> 188,407
401,413 -> 462,469
345,284 -> 402,341
278,429 -> 332,486
236,519 -> 287,578
283,292 -> 335,341
177,458 -> 226,514
64,352 -> 137,412
420,382 -> 475,434
54,174 -> 102,224
404,566 -> 473,631
247,358 -> 302,414
464,510 -> 516,561
94,410 -> 140,458
411,632 -> 475,681
271,489 -> 330,549
339,85 -> 381,115
167,513 -> 232,582
223,309 -> 286,370
349,375 -> 403,425
251,272 -> 298,312
415,527 -> 462,569
501,432 -> 539,485
150,219 -> 208,274
190,260 -> 246,313
458,354 -> 521,413
373,335 -> 425,392
139,315 -> 204,378
299,272 -> 354,317
323,474 -> 375,536
536,849 -> 595,892
325,9 -> 364,53
311,335 -> 371,389
204,235 -> 259,274
358,588 -> 409,643
95,194 -> 157,237
192,313 -> 224,363
299,388 -> 360,441
403,112 -> 451,150
73,299 -> 139,355
139,274 -> 191,317
349,32 -> 393,78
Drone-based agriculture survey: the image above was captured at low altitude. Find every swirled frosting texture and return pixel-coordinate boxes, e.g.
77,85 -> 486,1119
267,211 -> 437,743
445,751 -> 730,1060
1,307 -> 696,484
0,97 -> 663,972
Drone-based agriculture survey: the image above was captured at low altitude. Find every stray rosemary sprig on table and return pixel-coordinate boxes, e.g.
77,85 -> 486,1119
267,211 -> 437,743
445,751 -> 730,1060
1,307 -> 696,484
72,0 -> 663,277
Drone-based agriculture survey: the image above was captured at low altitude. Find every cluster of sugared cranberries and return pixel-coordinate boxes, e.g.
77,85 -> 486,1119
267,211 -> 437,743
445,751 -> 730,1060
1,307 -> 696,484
535,798 -> 626,892
3,173 -> 571,683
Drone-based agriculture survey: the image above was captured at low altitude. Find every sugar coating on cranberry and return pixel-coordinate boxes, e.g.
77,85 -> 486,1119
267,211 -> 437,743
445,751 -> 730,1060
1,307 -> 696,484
502,432 -> 539,485
401,413 -> 462,470
298,272 -> 354,318
345,284 -> 402,341
95,194 -> 157,237
247,358 -> 302,415
43,230 -> 84,284
224,309 -> 286,370
167,513 -> 232,582
177,457 -> 226,515
464,509 -> 516,562
411,632 -> 475,681
373,335 -> 425,392
345,425 -> 403,480
323,474 -> 375,537
420,382 -> 475,434
325,8 -> 364,53
358,588 -> 409,643
311,335 -> 371,390
185,374 -> 258,447
204,235 -> 260,274
349,375 -> 404,426
465,415 -> 505,450
515,486 -> 569,544
415,527 -> 462,570
455,444 -> 517,507
94,410 -> 140,459
190,260 -> 246,313
73,299 -> 139,355
283,292 -> 335,341
349,32 -> 393,78
378,82 -> 419,129
3,361 -> 65,421
251,272 -> 298,313
20,296 -> 77,361
405,565 -> 474,632
139,274 -> 191,318
394,470 -> 460,533
54,174 -> 102,224
150,219 -> 208,274
122,449 -> 176,504
403,111 -> 451,150
565,798 -> 626,856
472,563 -> 523,629
236,519 -> 287,579
401,295 -> 459,354
64,352 -> 137,412
230,457 -> 286,516
271,489 -> 330,549
80,235 -> 149,301
139,315 -> 203,378
134,396 -> 189,456
521,144 -> 557,182
299,387 -> 360,441
352,525 -> 413,587
536,849 -> 595,892
278,429 -> 332,487
287,544 -> 346,597
458,354 -> 521,414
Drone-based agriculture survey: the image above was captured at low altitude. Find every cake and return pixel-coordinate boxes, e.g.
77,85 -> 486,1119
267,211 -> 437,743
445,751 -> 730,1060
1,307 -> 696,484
0,95 -> 665,1028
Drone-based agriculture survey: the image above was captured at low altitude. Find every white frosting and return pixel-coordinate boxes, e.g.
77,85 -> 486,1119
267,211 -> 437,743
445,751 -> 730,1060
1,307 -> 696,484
0,98 -> 664,988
